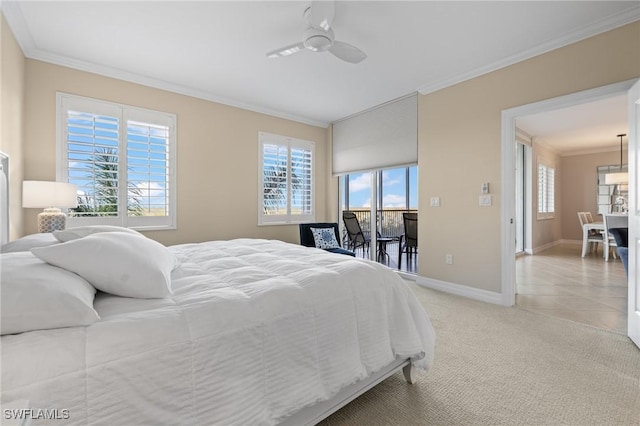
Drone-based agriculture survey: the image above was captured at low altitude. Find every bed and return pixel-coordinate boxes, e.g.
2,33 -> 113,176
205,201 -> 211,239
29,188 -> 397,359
1,173 -> 435,425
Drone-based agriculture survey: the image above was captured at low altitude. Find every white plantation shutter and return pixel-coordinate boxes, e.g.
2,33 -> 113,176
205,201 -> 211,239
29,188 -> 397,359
537,160 -> 555,218
57,93 -> 176,230
259,132 -> 315,225
290,146 -> 313,216
262,143 -> 289,215
66,110 -> 120,217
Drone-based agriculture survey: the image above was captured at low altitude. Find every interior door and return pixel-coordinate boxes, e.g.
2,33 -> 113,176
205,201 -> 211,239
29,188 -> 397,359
628,79 -> 640,348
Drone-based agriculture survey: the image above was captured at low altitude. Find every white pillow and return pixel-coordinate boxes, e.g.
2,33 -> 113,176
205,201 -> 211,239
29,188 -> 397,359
1,252 -> 99,335
1,233 -> 59,253
53,225 -> 143,242
311,227 -> 340,249
32,232 -> 175,299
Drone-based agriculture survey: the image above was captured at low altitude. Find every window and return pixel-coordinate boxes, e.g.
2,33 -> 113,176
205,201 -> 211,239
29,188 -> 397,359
537,159 -> 555,219
57,93 -> 176,230
259,132 -> 314,225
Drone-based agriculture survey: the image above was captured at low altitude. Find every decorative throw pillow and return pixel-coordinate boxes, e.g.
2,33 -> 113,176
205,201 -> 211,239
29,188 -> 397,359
53,225 -> 144,242
311,227 -> 340,249
32,232 -> 175,299
1,252 -> 99,335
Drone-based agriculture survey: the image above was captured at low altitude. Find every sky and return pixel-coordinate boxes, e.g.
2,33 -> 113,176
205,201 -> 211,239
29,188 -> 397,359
343,166 -> 418,209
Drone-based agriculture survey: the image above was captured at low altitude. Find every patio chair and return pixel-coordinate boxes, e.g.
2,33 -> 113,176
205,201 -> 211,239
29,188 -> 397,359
342,211 -> 370,255
398,212 -> 417,269
299,222 -> 355,257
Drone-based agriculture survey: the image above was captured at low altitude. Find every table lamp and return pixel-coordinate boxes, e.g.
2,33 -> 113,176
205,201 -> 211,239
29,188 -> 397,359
23,181 -> 78,233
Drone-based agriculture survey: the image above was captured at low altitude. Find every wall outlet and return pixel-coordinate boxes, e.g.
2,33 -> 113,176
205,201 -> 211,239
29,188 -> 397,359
430,196 -> 440,207
445,254 -> 453,264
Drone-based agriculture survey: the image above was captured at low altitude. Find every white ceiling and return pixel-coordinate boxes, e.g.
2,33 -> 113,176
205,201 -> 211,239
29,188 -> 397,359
3,1 -> 639,153
516,94 -> 629,156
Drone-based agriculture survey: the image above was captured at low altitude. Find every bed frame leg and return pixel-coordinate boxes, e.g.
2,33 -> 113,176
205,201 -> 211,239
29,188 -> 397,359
402,362 -> 416,384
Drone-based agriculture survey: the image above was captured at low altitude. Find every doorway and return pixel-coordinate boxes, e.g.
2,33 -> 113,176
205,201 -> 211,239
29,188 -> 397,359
339,166 -> 418,272
515,137 -> 532,255
501,80 -> 636,316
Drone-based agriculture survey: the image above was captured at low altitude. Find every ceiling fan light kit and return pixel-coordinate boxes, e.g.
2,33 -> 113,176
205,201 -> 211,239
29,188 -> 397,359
266,1 -> 367,64
304,27 -> 334,52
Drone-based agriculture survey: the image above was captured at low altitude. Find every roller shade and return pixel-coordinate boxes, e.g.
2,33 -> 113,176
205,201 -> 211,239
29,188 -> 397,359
332,93 -> 417,175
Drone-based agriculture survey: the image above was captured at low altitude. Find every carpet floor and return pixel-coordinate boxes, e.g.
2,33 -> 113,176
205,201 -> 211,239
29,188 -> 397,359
320,284 -> 640,426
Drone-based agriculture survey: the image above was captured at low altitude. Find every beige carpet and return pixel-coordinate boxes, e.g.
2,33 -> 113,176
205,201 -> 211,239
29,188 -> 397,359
320,284 -> 640,426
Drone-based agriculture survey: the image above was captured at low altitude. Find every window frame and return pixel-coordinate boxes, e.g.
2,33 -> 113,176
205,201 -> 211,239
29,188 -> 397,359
258,132 -> 315,225
56,92 -> 177,231
537,157 -> 555,220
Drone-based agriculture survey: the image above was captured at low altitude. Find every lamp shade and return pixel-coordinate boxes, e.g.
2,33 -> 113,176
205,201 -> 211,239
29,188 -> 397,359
604,172 -> 628,185
23,181 -> 78,208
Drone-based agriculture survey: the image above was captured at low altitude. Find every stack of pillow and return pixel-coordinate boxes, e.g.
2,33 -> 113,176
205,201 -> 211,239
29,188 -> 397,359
1,226 -> 178,336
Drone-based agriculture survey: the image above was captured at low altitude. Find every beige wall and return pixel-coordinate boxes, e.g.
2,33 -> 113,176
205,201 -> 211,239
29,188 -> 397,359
0,14 -> 25,240
531,142 -> 562,251
418,22 -> 640,293
22,60 -> 328,246
7,14 -> 640,296
560,149 -> 624,241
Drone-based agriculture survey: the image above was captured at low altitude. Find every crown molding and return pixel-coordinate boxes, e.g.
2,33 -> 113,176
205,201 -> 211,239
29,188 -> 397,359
1,2 -> 329,129
558,145 -> 626,158
417,6 -> 640,95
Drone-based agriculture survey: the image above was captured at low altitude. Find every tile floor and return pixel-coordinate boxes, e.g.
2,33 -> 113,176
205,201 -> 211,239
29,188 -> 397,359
515,244 -> 628,333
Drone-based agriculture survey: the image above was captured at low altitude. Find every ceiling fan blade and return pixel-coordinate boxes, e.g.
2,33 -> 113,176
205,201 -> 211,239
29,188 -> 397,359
329,41 -> 367,63
308,0 -> 335,31
266,42 -> 306,59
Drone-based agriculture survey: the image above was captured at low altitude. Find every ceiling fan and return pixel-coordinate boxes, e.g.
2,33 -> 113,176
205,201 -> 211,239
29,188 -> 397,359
266,1 -> 367,64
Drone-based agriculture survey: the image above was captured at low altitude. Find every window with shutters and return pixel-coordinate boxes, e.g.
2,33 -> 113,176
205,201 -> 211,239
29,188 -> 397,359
537,158 -> 555,219
56,93 -> 176,230
258,132 -> 314,225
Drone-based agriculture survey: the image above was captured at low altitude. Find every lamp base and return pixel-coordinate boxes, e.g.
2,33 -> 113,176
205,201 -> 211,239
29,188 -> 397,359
37,208 -> 67,233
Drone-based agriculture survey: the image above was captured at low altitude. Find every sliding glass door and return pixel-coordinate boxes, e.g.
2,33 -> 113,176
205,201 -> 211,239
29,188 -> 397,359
340,166 -> 418,272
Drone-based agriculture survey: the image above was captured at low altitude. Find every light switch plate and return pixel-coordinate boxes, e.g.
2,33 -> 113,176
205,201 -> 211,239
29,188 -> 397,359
430,197 -> 440,207
479,194 -> 492,207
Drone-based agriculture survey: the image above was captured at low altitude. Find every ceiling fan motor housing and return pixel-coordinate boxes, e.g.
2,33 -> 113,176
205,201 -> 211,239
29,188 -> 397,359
303,27 -> 334,51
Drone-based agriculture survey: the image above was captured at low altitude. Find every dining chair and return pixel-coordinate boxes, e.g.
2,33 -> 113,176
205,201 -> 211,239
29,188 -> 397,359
608,227 -> 628,276
342,211 -> 370,255
577,211 -> 603,257
398,212 -> 418,269
603,214 -> 628,262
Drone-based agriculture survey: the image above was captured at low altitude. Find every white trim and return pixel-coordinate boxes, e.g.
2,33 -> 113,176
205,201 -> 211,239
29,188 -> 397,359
415,275 -> 503,306
558,146 -> 626,157
56,92 -> 177,230
418,6 -> 640,95
258,132 -> 316,226
396,270 -> 417,282
515,127 -> 532,146
530,240 -> 561,255
501,79 -> 638,309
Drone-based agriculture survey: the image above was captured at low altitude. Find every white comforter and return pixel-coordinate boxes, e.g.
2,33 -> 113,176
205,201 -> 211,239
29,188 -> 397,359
1,239 -> 435,425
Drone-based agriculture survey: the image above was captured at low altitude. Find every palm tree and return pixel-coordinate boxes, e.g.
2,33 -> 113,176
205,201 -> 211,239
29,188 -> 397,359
262,157 -> 308,215
72,147 -> 143,216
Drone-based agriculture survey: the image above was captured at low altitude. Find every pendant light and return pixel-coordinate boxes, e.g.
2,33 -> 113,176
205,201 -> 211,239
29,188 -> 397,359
604,134 -> 627,185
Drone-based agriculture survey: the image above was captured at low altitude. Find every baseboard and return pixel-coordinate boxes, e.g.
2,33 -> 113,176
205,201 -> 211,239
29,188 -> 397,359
415,276 -> 504,305
559,239 -> 581,246
531,239 -> 581,254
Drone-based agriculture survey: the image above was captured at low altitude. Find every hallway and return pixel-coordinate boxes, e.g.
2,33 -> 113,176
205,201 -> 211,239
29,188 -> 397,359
516,244 -> 627,333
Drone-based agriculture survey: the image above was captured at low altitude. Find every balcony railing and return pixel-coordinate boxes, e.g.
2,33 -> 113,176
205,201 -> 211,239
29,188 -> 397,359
342,208 -> 418,240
